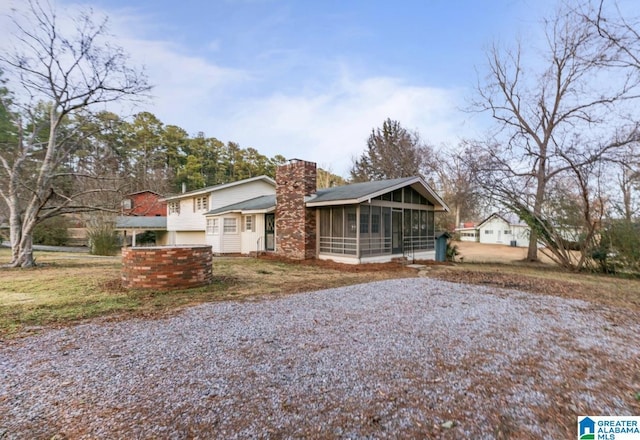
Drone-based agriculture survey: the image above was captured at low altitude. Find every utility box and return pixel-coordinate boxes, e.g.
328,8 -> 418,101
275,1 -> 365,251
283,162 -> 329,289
435,231 -> 452,262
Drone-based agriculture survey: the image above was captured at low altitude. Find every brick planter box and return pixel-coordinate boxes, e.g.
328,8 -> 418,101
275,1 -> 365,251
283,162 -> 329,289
122,245 -> 213,290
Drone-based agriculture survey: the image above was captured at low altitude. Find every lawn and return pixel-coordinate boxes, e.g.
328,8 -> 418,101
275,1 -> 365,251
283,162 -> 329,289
1,246 -> 640,339
0,248 -> 413,338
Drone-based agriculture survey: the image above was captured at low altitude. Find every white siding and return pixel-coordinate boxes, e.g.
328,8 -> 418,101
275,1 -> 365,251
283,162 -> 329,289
206,229 -> 222,253
512,225 -> 530,247
166,180 -> 275,233
240,215 -> 266,254
220,215 -> 241,253
210,180 -> 274,211
478,217 -> 511,244
174,231 -> 206,244
166,197 -> 211,232
457,228 -> 479,242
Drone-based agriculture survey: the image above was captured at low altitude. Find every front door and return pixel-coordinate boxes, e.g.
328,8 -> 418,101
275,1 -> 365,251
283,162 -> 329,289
265,213 -> 275,251
392,210 -> 403,254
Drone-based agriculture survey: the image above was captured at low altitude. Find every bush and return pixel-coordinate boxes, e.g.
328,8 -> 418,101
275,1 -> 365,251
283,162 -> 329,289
32,217 -> 70,246
87,224 -> 120,256
446,241 -> 460,262
135,230 -> 157,245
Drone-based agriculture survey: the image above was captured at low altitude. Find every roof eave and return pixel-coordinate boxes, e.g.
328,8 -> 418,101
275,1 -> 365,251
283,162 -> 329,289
160,175 -> 276,202
306,198 -> 361,207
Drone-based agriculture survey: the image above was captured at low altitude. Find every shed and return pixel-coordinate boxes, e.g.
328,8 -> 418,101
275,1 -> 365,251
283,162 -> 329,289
435,231 -> 451,262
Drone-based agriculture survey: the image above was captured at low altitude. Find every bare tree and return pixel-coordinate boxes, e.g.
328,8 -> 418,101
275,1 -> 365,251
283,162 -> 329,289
472,3 -> 640,262
0,0 -> 150,267
434,143 -> 483,229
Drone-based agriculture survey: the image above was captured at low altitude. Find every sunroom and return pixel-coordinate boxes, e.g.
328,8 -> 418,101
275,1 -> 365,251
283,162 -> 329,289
307,177 -> 448,264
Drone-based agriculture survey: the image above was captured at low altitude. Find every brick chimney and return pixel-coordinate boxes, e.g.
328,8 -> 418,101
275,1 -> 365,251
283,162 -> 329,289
275,159 -> 317,259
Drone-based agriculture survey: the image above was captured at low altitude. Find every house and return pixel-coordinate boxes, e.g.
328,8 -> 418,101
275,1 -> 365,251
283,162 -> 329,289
456,222 -> 479,242
121,190 -> 167,217
204,159 -> 449,263
161,176 -> 276,245
115,191 -> 168,246
476,213 -> 530,247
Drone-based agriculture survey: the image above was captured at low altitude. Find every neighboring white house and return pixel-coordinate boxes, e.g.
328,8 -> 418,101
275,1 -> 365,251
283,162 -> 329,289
476,213 -> 530,247
456,226 -> 479,242
160,176 -> 275,245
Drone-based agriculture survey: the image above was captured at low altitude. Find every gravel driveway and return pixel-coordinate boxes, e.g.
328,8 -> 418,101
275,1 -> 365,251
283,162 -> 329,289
1,278 -> 639,439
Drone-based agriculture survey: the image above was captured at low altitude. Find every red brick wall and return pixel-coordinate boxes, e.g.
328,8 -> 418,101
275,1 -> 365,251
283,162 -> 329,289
122,246 -> 213,290
275,160 -> 317,259
123,191 -> 167,216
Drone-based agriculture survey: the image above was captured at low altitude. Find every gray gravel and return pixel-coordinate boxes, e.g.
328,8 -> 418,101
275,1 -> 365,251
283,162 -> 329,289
1,278 -> 638,439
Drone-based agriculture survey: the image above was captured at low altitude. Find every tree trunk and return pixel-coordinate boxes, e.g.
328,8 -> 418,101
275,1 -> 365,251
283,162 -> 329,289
11,235 -> 35,268
526,229 -> 538,261
527,158 -> 548,262
8,204 -> 36,268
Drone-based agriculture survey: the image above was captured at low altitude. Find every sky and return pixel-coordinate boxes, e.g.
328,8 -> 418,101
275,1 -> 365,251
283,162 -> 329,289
0,0 -> 569,176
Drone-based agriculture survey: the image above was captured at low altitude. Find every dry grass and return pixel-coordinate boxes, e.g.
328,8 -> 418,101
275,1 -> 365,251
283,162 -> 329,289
2,245 -> 640,339
0,249 -> 413,338
421,263 -> 640,312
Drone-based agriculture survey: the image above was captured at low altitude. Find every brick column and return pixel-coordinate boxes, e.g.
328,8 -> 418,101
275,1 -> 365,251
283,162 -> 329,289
275,159 -> 317,259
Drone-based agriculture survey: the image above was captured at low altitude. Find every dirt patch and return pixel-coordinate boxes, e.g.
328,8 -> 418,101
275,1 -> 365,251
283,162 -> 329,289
453,241 -> 557,264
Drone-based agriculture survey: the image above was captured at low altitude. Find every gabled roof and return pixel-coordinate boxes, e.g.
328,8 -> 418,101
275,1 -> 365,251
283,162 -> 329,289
205,195 -> 276,216
476,212 -> 528,229
306,176 -> 449,211
160,175 -> 276,202
125,190 -> 163,197
115,216 -> 167,230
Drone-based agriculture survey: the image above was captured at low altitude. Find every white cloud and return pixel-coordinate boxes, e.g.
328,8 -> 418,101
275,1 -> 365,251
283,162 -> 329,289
209,76 -> 477,176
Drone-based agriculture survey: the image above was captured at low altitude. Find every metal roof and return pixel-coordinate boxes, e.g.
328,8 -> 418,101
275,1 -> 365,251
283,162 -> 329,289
307,177 -> 449,211
205,195 -> 276,216
115,216 -> 167,230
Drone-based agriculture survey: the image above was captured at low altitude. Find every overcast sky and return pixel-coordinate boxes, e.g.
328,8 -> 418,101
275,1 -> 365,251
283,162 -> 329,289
1,0 -> 581,176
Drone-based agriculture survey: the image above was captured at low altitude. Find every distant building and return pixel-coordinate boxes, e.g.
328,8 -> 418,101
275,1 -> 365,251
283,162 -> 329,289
121,191 -> 167,217
116,191 -> 168,246
455,213 -> 530,247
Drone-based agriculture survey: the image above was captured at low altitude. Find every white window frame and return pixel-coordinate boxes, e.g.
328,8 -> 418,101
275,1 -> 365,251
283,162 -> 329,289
168,201 -> 180,215
194,196 -> 208,212
223,217 -> 237,234
243,215 -> 255,232
206,218 -> 219,235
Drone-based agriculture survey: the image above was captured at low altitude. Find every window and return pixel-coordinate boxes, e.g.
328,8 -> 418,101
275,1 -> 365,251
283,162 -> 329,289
194,196 -> 208,212
505,230 -> 511,235
168,201 -> 180,215
360,205 -> 370,234
243,215 -> 255,232
223,218 -> 237,233
371,210 -> 380,234
346,207 -> 357,238
485,230 -> 493,234
122,199 -> 132,210
206,218 -> 219,235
